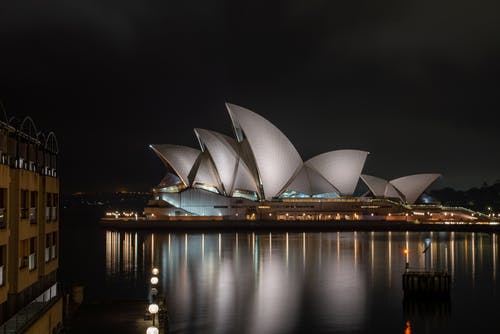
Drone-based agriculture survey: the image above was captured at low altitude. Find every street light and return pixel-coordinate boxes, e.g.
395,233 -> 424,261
148,303 -> 159,314
150,276 -> 159,285
146,326 -> 159,334
152,268 -> 159,275
149,303 -> 159,326
403,249 -> 409,271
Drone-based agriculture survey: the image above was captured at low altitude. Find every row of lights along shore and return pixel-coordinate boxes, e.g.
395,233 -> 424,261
147,267 -> 161,334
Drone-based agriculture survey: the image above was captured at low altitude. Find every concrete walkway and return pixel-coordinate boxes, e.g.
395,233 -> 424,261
66,301 -> 153,334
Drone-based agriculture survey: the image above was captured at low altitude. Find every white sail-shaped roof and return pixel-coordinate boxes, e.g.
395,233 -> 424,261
191,152 -> 221,192
232,159 -> 259,194
157,173 -> 182,188
390,173 -> 440,204
360,174 -> 387,197
285,167 -> 311,195
384,183 -> 402,199
285,166 -> 340,196
226,103 -> 303,200
194,128 -> 239,195
194,128 -> 259,195
150,144 -> 200,186
305,150 -> 369,196
307,167 -> 340,195
360,174 -> 403,200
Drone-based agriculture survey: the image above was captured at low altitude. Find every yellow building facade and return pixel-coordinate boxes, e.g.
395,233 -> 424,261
0,114 -> 61,333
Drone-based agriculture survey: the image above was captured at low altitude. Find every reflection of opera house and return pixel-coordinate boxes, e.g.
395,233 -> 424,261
146,103 -> 482,222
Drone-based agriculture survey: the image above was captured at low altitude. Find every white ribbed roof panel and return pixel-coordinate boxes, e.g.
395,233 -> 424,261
360,174 -> 387,197
306,150 -> 369,196
150,144 -> 200,186
285,166 -> 311,195
194,128 -> 239,195
226,103 -> 303,200
384,183 -> 402,200
192,153 -> 221,192
307,167 -> 340,195
390,173 -> 440,204
232,159 -> 259,194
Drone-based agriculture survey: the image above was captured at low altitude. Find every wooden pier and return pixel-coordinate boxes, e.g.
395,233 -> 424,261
402,271 -> 451,296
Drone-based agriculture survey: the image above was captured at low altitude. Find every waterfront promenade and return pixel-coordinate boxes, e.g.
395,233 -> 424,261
100,218 -> 500,232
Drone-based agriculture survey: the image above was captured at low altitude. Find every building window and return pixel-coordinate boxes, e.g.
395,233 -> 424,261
19,239 -> 28,269
20,190 -> 28,219
51,232 -> 57,260
0,188 -> 6,228
0,245 -> 5,286
29,191 -> 37,224
46,193 -> 52,222
46,193 -> 58,222
45,234 -> 51,263
53,194 -> 58,222
29,237 -> 36,271
19,238 -> 37,271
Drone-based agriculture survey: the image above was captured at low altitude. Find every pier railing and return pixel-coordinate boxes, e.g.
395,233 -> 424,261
402,270 -> 451,295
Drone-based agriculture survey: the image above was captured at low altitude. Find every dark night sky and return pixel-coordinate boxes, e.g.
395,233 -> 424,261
1,0 -> 499,194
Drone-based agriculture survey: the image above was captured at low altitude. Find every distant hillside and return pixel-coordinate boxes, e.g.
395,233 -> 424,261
62,191 -> 152,213
431,182 -> 500,213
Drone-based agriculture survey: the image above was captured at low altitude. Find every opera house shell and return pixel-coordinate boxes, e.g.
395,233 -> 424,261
148,103 -> 441,219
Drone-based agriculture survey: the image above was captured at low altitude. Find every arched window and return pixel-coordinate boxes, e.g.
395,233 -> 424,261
20,117 -> 38,169
45,132 -> 58,175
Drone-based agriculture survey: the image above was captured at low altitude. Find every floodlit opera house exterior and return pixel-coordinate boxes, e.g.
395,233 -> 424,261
146,103 -> 478,222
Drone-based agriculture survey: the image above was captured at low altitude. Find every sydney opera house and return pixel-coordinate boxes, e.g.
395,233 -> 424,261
146,103 -> 480,222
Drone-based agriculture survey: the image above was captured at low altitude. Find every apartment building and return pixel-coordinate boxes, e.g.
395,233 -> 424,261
0,111 -> 61,333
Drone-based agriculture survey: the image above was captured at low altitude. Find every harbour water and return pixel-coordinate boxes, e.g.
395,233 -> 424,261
61,218 -> 500,333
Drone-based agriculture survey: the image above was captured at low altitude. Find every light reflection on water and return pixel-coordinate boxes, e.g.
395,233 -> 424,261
101,231 -> 500,334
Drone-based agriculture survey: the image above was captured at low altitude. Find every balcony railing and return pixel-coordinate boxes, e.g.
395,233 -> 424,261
29,208 -> 37,224
42,167 -> 57,177
45,248 -> 50,263
0,283 -> 60,334
28,253 -> 35,271
0,208 -> 5,228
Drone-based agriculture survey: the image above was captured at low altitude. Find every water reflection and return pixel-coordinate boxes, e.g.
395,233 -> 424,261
103,231 -> 500,334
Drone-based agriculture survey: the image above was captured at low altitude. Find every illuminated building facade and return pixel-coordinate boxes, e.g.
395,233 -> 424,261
147,103 -> 481,222
0,110 -> 61,333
